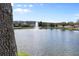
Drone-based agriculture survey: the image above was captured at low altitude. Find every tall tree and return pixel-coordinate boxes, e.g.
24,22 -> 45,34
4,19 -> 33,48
0,3 -> 17,56
60,22 -> 67,27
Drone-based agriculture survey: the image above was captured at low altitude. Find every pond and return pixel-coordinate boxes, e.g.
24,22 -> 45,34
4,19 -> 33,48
14,29 -> 79,56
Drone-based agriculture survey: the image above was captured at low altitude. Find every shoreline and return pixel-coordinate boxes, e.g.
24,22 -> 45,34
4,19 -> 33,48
14,27 -> 79,31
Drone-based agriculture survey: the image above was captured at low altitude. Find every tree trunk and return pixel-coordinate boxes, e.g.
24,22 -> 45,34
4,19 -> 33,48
0,3 -> 17,56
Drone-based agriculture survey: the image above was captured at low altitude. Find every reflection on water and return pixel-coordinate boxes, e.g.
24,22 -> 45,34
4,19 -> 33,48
14,29 -> 79,56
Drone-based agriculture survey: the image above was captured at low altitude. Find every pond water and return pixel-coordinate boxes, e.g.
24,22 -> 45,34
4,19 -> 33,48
14,29 -> 79,56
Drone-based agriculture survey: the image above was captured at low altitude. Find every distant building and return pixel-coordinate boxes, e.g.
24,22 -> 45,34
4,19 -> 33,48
74,25 -> 79,28
64,25 -> 74,28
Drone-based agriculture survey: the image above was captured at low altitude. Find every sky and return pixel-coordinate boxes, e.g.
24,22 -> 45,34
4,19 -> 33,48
13,3 -> 79,22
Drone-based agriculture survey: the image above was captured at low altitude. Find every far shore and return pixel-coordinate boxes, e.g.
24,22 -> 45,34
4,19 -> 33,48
14,27 -> 79,31
13,21 -> 79,31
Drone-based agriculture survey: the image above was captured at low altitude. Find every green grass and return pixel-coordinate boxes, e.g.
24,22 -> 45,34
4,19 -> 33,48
61,28 -> 79,31
14,27 -> 34,29
17,52 -> 30,56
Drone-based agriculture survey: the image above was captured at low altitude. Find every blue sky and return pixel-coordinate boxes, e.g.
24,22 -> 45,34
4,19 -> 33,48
13,3 -> 79,22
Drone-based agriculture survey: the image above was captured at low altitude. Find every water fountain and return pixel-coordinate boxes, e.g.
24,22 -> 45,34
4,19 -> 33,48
35,21 -> 39,29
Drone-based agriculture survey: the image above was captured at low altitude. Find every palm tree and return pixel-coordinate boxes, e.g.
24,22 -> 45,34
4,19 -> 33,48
0,3 -> 17,56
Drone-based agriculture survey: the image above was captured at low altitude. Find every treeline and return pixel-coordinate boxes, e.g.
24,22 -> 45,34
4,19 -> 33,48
38,21 -> 79,28
13,21 -> 35,28
13,21 -> 79,30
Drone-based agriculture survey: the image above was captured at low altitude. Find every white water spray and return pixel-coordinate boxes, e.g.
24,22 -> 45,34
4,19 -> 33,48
35,21 -> 38,29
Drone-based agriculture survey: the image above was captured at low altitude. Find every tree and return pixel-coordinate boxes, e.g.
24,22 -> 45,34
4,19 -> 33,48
49,23 -> 55,28
76,19 -> 79,25
0,3 -> 17,56
60,22 -> 67,27
54,23 -> 58,27
68,22 -> 74,26
38,21 -> 42,27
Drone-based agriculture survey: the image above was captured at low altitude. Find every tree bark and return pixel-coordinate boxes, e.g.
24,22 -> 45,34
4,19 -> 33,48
0,3 -> 17,56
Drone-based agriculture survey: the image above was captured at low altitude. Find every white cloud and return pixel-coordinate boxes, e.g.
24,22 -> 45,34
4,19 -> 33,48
73,14 -> 79,20
74,14 -> 79,17
14,4 -> 33,8
24,5 -> 27,7
39,4 -> 44,6
29,4 -> 33,7
14,8 -> 32,13
17,4 -> 22,7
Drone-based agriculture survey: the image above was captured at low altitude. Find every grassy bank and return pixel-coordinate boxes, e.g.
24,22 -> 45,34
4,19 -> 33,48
61,28 -> 79,31
17,52 -> 31,56
14,27 -> 34,29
